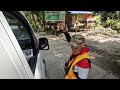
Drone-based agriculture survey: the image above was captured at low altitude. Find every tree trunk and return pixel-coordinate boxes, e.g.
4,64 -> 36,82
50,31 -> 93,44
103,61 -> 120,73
110,13 -> 115,28
33,14 -> 41,32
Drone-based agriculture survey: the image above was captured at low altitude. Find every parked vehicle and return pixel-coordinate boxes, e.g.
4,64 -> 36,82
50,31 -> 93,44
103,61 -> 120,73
0,11 -> 49,79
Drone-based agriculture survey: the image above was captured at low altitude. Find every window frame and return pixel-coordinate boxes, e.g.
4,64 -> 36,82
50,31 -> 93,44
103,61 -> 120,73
3,11 -> 39,75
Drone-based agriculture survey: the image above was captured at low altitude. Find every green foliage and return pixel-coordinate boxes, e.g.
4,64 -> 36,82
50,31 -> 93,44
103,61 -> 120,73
104,17 -> 111,28
94,11 -> 120,33
94,15 -> 102,27
110,20 -> 120,33
110,20 -> 116,29
24,11 -> 45,32
114,22 -> 120,33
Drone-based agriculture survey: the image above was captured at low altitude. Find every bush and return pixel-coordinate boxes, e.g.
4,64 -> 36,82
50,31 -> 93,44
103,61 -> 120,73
94,15 -> 102,27
115,23 -> 120,33
104,19 -> 110,28
111,20 -> 120,33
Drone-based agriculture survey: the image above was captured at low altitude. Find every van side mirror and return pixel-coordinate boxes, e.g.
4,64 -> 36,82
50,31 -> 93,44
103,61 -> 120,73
38,37 -> 49,50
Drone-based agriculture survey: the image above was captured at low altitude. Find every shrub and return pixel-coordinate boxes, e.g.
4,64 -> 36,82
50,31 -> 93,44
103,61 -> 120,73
104,18 -> 111,28
111,20 -> 120,33
115,22 -> 120,33
94,15 -> 102,27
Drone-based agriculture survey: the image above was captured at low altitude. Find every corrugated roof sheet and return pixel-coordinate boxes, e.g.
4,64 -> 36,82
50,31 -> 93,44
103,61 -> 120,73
68,11 -> 93,14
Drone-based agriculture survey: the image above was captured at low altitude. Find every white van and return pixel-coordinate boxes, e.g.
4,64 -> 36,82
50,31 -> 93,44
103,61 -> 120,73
0,11 -> 49,79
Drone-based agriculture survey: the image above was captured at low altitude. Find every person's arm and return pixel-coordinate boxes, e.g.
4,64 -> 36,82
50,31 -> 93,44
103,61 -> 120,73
77,67 -> 89,79
62,25 -> 71,42
64,31 -> 71,42
74,72 -> 82,79
73,59 -> 91,79
74,65 -> 89,79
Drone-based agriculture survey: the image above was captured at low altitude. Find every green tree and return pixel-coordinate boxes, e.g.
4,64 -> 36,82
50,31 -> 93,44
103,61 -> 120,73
24,11 -> 45,32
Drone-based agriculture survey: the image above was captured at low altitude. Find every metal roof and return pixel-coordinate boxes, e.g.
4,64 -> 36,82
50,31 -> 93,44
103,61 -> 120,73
68,11 -> 93,14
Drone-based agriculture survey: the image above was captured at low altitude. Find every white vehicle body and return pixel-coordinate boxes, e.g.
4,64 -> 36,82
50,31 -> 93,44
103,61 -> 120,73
0,11 -> 49,79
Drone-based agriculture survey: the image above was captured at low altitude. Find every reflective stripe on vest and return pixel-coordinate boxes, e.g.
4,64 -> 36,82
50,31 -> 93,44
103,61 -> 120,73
65,53 -> 90,79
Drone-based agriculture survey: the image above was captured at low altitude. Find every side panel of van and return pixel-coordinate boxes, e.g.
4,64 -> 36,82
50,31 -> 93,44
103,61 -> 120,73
0,24 -> 21,79
34,51 -> 46,79
0,12 -> 34,79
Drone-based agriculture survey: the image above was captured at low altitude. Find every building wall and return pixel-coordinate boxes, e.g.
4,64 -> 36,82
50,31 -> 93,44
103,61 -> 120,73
72,15 -> 76,25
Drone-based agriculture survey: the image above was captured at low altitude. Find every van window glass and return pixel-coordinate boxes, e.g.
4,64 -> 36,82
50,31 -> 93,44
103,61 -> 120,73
3,12 -> 37,75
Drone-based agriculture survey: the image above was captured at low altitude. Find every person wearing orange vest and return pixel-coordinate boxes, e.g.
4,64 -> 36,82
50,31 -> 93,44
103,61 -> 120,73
62,25 -> 91,79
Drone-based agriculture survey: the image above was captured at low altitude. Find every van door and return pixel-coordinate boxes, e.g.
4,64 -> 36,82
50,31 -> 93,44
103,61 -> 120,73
0,12 -> 32,79
1,11 -> 45,79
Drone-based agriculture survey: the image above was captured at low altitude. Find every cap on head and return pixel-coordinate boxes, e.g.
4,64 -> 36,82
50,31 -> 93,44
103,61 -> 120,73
71,34 -> 85,45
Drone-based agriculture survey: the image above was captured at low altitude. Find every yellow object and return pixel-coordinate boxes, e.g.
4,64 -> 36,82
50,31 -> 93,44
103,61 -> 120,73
65,53 -> 90,79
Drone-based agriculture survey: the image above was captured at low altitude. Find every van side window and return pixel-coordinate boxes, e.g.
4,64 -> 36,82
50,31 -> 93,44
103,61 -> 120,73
5,16 -> 30,41
3,12 -> 37,75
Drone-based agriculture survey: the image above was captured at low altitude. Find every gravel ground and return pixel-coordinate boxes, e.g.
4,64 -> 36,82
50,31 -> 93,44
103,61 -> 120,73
68,30 -> 120,78
37,30 -> 120,78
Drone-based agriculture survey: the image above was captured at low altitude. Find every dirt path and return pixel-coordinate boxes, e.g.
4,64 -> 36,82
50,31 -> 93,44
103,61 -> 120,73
68,31 -> 120,77
37,30 -> 120,78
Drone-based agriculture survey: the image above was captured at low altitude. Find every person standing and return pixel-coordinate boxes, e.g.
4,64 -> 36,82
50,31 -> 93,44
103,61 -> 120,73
62,25 -> 91,79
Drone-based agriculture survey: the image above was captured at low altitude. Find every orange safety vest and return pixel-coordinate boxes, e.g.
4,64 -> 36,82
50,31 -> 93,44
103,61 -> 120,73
65,52 -> 90,79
